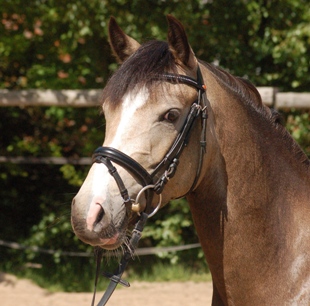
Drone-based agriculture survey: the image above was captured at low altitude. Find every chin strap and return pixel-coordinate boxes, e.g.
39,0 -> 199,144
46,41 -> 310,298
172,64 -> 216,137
91,213 -> 148,306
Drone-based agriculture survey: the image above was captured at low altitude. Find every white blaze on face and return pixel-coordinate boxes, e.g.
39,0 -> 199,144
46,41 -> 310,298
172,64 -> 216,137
90,87 -> 150,198
110,86 -> 150,149
91,163 -> 109,197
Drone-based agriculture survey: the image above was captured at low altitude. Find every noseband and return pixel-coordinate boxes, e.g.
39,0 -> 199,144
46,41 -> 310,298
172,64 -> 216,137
91,65 -> 208,306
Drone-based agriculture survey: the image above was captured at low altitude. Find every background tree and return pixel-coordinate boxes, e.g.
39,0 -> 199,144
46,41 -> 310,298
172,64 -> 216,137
0,0 -> 309,290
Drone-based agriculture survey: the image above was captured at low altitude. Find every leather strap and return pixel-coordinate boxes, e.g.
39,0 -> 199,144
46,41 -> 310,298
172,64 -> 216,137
93,147 -> 153,187
93,147 -> 154,213
93,213 -> 148,306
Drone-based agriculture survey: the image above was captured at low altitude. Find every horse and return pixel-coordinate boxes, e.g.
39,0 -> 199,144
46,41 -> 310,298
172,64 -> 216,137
71,15 -> 310,305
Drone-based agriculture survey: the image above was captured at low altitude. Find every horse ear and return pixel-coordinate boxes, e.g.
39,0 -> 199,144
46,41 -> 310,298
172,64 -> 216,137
108,16 -> 141,63
167,15 -> 197,69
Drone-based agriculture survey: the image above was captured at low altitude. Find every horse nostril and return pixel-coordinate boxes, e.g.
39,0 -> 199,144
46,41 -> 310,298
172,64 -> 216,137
95,206 -> 105,225
86,202 -> 106,232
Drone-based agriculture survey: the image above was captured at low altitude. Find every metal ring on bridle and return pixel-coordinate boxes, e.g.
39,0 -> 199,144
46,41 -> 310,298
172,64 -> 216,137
133,184 -> 162,218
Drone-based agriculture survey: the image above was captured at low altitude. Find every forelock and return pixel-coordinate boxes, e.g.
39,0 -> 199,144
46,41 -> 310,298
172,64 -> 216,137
102,40 -> 178,107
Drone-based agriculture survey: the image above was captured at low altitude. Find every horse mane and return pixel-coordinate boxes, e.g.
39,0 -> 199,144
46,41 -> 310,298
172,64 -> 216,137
102,39 -> 310,168
202,61 -> 310,168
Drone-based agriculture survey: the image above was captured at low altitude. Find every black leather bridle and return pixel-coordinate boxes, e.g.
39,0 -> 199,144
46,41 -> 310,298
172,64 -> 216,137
91,65 -> 208,306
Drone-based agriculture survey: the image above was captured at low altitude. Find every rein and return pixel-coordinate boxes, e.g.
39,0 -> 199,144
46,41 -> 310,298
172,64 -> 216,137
90,65 -> 208,306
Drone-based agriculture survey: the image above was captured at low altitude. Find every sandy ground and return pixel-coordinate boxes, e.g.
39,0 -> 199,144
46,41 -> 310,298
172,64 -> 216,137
0,273 -> 213,306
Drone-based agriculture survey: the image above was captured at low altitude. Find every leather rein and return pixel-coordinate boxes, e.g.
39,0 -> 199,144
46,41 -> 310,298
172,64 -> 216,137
90,65 -> 208,306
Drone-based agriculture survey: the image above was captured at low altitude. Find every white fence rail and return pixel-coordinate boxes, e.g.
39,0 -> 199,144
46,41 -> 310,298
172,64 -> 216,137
0,88 -> 310,108
0,89 -> 102,107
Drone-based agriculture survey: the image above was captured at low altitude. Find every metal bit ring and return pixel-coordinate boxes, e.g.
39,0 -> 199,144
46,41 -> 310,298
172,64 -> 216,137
132,184 -> 162,218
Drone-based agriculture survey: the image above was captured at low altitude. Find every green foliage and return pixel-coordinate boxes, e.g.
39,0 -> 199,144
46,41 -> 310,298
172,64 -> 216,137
0,0 -> 309,290
142,199 -> 205,265
1,0 -> 309,91
284,109 -> 310,157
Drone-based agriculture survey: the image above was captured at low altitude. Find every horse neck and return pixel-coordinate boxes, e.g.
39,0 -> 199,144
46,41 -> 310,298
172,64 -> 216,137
192,64 -> 309,209
187,66 -> 310,301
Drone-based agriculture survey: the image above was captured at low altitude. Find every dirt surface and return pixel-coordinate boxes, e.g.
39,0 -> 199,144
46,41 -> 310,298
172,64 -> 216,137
0,273 -> 213,306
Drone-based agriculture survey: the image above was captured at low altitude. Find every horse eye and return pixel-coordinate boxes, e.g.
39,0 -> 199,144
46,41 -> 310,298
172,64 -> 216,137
163,110 -> 179,123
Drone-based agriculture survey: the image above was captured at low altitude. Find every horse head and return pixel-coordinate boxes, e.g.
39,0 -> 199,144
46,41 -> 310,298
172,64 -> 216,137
71,16 -> 209,250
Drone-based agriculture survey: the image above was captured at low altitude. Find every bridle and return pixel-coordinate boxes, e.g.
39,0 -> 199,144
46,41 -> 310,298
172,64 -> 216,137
93,65 -> 208,215
91,64 -> 209,306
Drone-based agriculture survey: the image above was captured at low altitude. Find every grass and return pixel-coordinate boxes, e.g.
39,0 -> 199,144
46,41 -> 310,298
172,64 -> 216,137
1,247 -> 211,292
131,262 -> 212,283
2,260 -> 211,293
